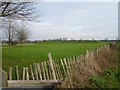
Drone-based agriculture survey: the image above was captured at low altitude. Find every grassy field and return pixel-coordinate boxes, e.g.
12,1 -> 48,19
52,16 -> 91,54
2,41 -> 106,73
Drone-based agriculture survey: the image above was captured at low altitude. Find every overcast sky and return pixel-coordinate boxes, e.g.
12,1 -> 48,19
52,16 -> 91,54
26,2 -> 118,40
2,1 -> 118,40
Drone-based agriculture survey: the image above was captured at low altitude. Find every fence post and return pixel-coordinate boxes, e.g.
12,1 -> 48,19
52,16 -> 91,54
41,62 -> 46,80
0,68 -> 8,87
56,60 -> 62,80
34,63 -> 39,80
64,58 -> 69,76
16,66 -> 19,80
30,65 -> 35,80
60,59 -> 67,77
26,67 -> 29,80
9,67 -> 12,80
47,61 -> 52,79
36,63 -> 42,80
44,61 -> 49,80
22,67 -> 25,80
48,53 -> 56,80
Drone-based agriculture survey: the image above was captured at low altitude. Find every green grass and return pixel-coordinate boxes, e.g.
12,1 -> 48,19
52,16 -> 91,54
90,67 -> 119,88
2,41 -> 106,75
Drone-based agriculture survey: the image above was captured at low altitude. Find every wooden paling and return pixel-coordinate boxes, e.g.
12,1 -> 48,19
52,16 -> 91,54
41,62 -> 46,80
55,60 -> 62,79
22,67 -> 25,80
9,67 -> 12,80
36,63 -> 42,80
48,53 -> 56,80
30,65 -> 35,80
47,61 -> 52,79
34,63 -> 39,80
60,59 -> 67,77
15,66 -> 19,80
63,58 -> 69,76
26,67 -> 29,80
44,61 -> 49,80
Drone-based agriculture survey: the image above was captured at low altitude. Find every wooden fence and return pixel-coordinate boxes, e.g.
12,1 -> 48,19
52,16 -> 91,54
3,44 -> 113,87
0,68 -> 8,87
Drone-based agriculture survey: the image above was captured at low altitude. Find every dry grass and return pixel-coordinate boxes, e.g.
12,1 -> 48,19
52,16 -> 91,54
58,43 -> 118,88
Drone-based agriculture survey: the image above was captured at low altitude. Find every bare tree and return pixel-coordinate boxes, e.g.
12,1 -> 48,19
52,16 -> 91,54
2,19 -> 18,46
16,23 -> 30,45
0,2 -> 37,21
1,1 -> 38,45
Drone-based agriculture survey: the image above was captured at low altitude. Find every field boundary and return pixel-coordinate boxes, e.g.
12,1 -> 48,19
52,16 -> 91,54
2,43 -> 117,88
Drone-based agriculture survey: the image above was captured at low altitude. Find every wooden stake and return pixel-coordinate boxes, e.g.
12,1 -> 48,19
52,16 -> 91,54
15,66 -> 19,80
41,62 -> 46,80
66,58 -> 73,88
30,65 -> 35,80
9,67 -> 12,80
34,63 -> 39,80
53,60 -> 59,79
44,61 -> 49,80
36,63 -> 42,80
56,60 -> 62,80
48,53 -> 56,80
60,59 -> 67,77
64,58 -> 69,76
22,67 -> 25,80
26,67 -> 29,80
47,61 -> 52,79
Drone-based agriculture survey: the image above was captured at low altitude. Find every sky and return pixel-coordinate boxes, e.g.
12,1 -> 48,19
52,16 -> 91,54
41,0 -> 119,2
27,2 -> 118,40
1,1 -> 118,40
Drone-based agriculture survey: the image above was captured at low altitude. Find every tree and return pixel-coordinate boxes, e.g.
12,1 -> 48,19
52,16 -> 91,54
2,19 -> 18,46
0,2 -> 37,21
16,23 -> 30,45
1,1 -> 37,46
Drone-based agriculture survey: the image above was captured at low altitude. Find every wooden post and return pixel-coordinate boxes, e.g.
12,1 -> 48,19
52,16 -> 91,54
69,58 -> 74,71
72,56 -> 76,61
41,62 -> 46,80
66,58 -> 73,88
56,60 -> 62,79
54,60 -> 60,79
86,50 -> 89,60
15,66 -> 19,80
63,58 -> 69,76
26,67 -> 29,80
48,53 -> 56,80
34,63 -> 39,80
36,63 -> 42,80
9,67 -> 12,80
53,60 -> 59,79
56,60 -> 62,80
22,67 -> 25,80
47,61 -> 52,79
96,49 -> 99,56
44,61 -> 49,80
0,68 -> 8,87
60,59 -> 67,77
91,51 -> 94,60
30,65 -> 35,80
76,56 -> 80,61
67,58 -> 71,72
81,55 -> 84,61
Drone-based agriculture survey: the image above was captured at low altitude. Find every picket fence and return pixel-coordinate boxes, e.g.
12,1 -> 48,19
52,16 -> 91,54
1,44 -> 112,87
